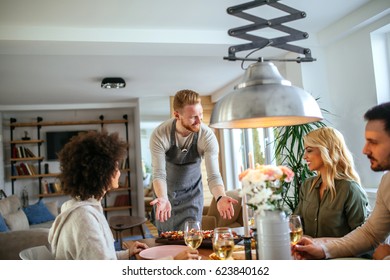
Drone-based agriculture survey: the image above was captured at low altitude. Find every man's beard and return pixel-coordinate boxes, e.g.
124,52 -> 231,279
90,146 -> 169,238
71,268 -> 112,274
181,121 -> 200,133
369,155 -> 390,172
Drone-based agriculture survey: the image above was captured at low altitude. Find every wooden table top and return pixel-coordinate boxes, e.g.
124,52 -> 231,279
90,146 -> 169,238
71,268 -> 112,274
123,238 -> 214,260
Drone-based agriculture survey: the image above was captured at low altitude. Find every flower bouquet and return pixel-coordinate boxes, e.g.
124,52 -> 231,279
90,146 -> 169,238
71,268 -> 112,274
239,164 -> 294,216
239,164 -> 295,260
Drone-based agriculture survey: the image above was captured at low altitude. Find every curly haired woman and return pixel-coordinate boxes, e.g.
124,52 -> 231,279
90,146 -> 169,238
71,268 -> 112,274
48,130 -> 198,260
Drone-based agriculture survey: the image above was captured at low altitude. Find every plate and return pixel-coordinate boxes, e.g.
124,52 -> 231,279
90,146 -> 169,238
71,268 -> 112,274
139,245 -> 188,260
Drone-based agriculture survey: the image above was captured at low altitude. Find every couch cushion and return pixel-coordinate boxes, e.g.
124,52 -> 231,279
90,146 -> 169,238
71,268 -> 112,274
45,201 -> 59,217
4,209 -> 29,230
0,195 -> 22,216
23,200 -> 55,225
0,213 -> 10,232
0,228 -> 50,260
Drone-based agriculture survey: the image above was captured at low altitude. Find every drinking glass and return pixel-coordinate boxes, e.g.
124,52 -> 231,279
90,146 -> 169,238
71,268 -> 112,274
212,227 -> 235,260
289,215 -> 303,245
184,220 -> 203,250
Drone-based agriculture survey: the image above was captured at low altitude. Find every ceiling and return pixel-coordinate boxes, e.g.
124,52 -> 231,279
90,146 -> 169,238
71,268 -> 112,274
0,0 -> 371,121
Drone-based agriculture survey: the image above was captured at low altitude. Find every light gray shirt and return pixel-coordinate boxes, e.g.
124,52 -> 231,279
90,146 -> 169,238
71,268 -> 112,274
150,118 -> 224,192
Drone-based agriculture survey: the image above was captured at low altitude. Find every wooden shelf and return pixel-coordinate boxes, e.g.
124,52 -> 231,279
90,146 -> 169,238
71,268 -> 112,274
10,173 -> 60,179
104,205 -> 132,212
11,157 -> 44,162
108,187 -> 131,193
38,192 -> 66,198
10,139 -> 44,144
10,119 -> 128,128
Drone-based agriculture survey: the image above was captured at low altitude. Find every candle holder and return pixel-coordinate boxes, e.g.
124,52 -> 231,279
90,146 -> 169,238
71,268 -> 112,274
243,236 -> 252,260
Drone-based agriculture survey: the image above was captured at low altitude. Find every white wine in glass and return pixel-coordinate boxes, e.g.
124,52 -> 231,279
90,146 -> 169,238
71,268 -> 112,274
212,227 -> 235,260
289,215 -> 303,245
184,221 -> 203,250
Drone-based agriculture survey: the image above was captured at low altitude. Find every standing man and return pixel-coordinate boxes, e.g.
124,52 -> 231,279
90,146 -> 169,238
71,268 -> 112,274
293,102 -> 390,260
149,89 -> 238,232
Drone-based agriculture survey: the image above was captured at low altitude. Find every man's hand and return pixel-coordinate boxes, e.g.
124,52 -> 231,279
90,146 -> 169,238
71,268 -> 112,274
373,244 -> 390,260
292,237 -> 326,260
150,197 -> 171,222
216,196 -> 238,219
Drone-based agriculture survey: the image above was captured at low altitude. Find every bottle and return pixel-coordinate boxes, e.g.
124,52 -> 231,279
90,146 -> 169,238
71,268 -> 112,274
22,187 -> 29,208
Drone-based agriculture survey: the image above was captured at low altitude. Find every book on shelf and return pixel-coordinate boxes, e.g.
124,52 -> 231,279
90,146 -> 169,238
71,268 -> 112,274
120,159 -> 128,170
12,146 -> 36,158
24,147 -> 36,157
41,180 -> 62,194
113,194 -> 129,206
19,162 -> 30,175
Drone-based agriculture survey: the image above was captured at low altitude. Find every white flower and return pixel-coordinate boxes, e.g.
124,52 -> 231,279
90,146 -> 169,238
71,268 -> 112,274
239,165 -> 294,216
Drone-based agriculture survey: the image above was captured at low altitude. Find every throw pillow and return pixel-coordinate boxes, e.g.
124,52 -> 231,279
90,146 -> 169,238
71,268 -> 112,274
23,200 -> 55,225
4,209 -> 30,230
0,213 -> 9,232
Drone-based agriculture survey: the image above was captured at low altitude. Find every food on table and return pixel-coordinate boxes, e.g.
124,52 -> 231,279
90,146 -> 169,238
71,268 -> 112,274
159,229 -> 239,240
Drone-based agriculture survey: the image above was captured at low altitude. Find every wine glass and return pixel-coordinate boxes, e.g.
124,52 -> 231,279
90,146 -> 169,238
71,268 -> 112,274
184,220 -> 203,250
289,215 -> 303,245
212,227 -> 235,260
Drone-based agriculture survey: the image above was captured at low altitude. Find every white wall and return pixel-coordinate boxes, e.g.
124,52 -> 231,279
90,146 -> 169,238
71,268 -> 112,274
300,8 -> 390,189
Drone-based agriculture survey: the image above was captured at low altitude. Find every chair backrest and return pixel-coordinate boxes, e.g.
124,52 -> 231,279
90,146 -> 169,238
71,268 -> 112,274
19,245 -> 54,260
207,190 -> 243,228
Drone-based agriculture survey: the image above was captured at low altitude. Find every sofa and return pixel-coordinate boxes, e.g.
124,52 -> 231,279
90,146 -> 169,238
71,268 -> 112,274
202,190 -> 243,230
0,195 -> 58,260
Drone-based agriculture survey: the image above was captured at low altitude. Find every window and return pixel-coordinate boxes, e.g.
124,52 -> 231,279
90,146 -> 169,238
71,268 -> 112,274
219,127 -> 275,190
371,23 -> 390,103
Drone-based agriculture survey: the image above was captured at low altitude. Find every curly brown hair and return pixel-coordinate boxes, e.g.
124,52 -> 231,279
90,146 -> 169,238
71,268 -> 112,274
57,130 -> 128,200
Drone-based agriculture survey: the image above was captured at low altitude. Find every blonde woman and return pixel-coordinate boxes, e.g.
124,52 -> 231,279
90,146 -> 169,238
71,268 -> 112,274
294,127 -> 369,238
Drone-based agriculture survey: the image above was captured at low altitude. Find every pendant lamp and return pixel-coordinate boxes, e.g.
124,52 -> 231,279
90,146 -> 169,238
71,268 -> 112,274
210,0 -> 323,129
210,61 -> 323,128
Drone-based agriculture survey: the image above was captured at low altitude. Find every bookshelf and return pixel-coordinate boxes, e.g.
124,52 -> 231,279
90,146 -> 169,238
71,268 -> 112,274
8,115 -> 133,216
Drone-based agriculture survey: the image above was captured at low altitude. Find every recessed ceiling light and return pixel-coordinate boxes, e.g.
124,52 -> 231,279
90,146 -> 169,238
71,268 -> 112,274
101,77 -> 126,89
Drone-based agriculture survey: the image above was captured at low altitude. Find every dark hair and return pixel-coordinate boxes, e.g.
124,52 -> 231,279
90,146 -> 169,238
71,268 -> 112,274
364,102 -> 390,135
58,130 -> 128,200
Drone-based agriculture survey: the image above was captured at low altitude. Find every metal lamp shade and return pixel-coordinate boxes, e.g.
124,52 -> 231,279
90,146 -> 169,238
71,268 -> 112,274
210,61 -> 323,128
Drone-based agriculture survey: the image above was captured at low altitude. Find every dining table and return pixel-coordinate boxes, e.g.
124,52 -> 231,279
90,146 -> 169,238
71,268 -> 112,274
122,227 -> 256,260
123,238 -> 214,260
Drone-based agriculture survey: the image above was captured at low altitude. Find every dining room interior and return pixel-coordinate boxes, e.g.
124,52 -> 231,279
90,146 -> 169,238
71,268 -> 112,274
0,0 -> 390,260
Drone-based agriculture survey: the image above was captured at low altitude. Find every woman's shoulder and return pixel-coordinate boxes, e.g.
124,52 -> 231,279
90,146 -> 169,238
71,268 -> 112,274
303,176 -> 318,184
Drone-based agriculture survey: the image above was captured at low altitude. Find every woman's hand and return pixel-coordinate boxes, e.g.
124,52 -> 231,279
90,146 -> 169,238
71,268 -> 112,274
128,241 -> 149,257
174,248 -> 199,260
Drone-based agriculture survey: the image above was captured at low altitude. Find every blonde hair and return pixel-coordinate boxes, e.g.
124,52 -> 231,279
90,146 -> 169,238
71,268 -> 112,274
304,127 -> 361,200
173,89 -> 201,111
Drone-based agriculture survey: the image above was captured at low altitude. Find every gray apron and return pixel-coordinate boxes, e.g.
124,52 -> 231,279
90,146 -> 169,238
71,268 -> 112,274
155,119 -> 203,232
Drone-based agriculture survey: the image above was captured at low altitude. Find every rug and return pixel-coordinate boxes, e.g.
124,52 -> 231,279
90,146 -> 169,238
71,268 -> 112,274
114,225 -> 156,251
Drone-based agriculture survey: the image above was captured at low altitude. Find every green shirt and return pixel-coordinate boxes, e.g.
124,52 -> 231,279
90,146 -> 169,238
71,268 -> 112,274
294,176 -> 369,238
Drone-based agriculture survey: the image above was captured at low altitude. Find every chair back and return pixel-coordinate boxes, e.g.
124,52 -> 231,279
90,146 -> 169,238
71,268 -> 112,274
19,245 -> 54,260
